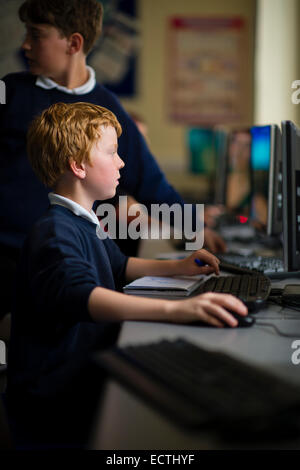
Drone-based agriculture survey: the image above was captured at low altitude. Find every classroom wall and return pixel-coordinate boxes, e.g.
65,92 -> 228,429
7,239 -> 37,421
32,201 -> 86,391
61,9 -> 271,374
254,0 -> 300,127
120,0 -> 256,172
0,0 -> 25,77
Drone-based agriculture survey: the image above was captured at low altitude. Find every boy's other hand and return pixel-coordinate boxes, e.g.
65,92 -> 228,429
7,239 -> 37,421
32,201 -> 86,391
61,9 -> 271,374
204,227 -> 226,253
204,204 -> 225,227
178,249 -> 220,276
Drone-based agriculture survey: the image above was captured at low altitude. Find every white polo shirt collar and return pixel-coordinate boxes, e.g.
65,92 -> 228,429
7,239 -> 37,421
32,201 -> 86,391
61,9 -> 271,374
36,66 -> 96,95
48,192 -> 100,227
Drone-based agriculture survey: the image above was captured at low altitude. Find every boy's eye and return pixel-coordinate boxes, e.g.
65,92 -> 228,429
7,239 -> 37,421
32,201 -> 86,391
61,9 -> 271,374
31,30 -> 43,39
26,28 -> 42,40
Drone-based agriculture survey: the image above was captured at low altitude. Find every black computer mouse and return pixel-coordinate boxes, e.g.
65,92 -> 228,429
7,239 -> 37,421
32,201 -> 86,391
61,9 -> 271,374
229,312 -> 255,328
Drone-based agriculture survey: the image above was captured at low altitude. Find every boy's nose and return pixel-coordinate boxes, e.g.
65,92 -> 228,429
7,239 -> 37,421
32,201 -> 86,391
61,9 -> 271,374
21,34 -> 31,51
117,155 -> 125,169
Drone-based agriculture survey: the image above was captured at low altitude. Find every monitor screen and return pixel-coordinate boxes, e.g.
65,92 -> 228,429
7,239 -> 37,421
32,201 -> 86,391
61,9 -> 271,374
250,125 -> 270,228
251,125 -> 271,171
250,124 -> 282,236
187,128 -> 216,202
281,120 -> 300,271
187,128 -> 216,175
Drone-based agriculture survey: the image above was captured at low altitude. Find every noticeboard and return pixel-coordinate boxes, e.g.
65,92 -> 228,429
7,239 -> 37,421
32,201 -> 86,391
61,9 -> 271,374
167,17 -> 251,126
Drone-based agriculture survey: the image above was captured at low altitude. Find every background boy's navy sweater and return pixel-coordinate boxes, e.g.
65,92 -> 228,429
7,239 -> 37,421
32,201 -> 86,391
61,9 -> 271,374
0,72 -> 193,251
8,204 -> 128,397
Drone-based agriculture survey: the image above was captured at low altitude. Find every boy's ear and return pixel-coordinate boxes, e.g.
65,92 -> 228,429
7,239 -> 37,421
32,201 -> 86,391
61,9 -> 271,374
69,159 -> 86,179
67,32 -> 84,55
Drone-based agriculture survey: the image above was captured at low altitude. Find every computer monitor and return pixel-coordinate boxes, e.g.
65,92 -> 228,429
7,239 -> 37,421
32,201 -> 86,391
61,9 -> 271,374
281,120 -> 300,271
187,128 -> 216,202
214,127 -> 229,205
267,125 -> 283,236
187,128 -> 216,174
250,124 -> 282,236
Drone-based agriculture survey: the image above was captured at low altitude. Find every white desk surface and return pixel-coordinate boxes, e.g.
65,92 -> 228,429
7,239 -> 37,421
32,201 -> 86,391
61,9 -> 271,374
90,277 -> 300,450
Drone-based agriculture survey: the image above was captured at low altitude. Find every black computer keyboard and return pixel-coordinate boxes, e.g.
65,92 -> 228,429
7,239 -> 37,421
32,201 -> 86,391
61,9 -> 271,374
95,338 -> 300,439
196,273 -> 271,312
219,253 -> 283,276
219,254 -> 300,279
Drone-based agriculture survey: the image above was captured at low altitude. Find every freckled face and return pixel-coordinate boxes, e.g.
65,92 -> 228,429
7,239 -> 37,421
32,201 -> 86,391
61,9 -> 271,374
84,125 -> 125,201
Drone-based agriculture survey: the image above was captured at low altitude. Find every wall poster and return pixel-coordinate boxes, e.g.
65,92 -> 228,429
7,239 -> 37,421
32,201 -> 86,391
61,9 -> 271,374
167,17 -> 250,125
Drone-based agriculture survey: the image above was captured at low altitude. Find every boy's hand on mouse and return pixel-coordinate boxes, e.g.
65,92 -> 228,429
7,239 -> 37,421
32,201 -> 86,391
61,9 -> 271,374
177,249 -> 220,276
168,293 -> 248,328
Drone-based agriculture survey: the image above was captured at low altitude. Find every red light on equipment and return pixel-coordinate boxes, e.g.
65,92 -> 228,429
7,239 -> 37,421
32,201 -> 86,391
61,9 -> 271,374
238,215 -> 248,224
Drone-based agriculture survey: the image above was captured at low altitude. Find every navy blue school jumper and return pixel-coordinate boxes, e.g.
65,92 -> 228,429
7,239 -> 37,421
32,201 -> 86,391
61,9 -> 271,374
8,204 -> 128,398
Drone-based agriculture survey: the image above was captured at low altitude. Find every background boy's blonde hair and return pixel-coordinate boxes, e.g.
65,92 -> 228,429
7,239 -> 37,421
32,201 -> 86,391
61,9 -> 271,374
27,102 -> 122,188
